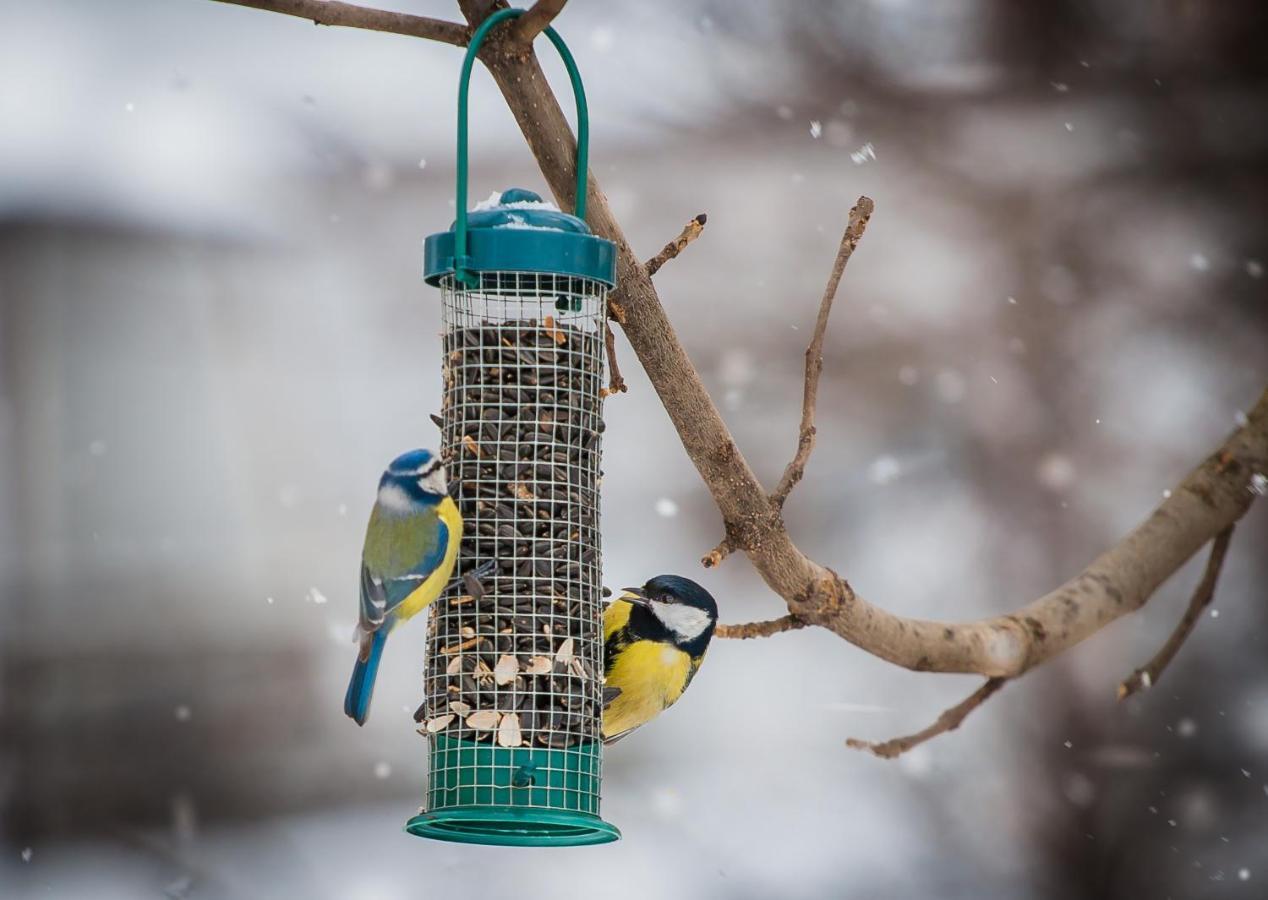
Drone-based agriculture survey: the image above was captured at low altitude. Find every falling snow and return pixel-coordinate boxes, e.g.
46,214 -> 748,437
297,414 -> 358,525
1064,122 -> 1074,132
898,365 -> 919,386
1051,82 -> 1070,92
174,705 -> 192,722
654,498 -> 679,518
1239,868 -> 1251,882
417,158 -> 427,170
307,587 -> 328,605
1189,252 -> 1210,271
1247,259 -> 1264,278
809,120 -> 822,139
21,847 -> 33,863
849,142 -> 876,165
374,761 -> 392,780
1177,718 -> 1197,738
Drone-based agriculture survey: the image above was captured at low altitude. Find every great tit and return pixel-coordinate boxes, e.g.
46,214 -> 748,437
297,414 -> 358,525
344,449 -> 461,725
602,575 -> 718,744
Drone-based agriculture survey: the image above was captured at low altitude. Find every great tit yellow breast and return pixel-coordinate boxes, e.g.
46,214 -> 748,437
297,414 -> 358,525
603,638 -> 695,741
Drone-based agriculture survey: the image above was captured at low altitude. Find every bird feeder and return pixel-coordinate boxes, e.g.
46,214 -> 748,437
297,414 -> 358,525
407,8 -> 620,847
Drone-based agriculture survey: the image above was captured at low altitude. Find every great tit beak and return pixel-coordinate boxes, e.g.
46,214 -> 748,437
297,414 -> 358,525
621,587 -> 651,608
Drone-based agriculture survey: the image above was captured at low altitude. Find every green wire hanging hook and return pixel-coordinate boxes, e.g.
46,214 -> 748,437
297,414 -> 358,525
453,7 -> 590,288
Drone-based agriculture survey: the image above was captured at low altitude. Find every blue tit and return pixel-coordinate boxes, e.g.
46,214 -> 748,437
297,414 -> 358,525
602,575 -> 718,744
344,449 -> 461,726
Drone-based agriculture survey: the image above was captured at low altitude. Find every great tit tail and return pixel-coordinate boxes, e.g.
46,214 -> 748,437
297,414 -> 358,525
344,630 -> 387,726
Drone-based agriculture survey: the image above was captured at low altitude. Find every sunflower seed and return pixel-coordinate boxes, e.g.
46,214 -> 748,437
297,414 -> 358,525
497,712 -> 523,748
493,654 -> 520,686
466,710 -> 501,731
425,714 -> 455,733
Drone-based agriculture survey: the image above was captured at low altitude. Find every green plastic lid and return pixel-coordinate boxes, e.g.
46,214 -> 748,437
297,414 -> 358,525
424,188 -> 616,287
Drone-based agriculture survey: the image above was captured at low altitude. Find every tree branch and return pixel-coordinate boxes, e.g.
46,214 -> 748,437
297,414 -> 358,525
602,320 -> 627,396
1117,525 -> 1235,700
645,214 -> 708,277
451,17 -> 1268,682
701,536 -> 734,569
772,197 -> 874,507
511,0 -> 567,48
207,0 -> 1268,755
211,0 -> 470,46
847,678 -> 1007,758
716,615 -> 807,640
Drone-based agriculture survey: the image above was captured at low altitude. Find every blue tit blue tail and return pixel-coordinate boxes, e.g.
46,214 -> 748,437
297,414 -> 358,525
344,630 -> 387,726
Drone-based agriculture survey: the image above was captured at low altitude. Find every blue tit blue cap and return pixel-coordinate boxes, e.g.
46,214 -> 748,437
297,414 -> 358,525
424,188 -> 617,288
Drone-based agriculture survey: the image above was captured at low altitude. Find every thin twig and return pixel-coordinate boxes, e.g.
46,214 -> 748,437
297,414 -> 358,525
772,196 -> 874,507
511,0 -> 567,47
602,320 -> 627,396
716,615 -> 807,640
645,214 -> 707,276
701,537 -> 734,569
211,0 -> 470,45
1117,525 -> 1235,700
847,678 -> 1007,759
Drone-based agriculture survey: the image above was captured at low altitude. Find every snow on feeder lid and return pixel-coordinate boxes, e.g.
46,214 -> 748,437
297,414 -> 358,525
407,7 -> 620,848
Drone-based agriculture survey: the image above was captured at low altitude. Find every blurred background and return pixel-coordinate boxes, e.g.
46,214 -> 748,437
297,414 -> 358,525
1,0 -> 1266,897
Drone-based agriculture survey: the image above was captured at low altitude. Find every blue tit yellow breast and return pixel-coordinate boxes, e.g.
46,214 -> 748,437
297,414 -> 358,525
603,635 -> 694,740
395,496 -> 462,623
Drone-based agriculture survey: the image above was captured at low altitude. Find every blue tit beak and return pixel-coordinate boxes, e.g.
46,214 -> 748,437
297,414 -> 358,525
621,587 -> 651,609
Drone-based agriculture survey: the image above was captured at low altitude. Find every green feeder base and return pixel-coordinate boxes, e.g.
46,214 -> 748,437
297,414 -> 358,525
406,734 -> 620,847
405,806 -> 620,847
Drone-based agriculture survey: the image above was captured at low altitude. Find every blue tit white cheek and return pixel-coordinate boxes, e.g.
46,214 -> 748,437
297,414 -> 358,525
421,466 -> 447,495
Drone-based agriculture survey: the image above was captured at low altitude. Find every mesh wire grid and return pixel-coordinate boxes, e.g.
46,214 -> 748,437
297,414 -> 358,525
424,270 -> 608,816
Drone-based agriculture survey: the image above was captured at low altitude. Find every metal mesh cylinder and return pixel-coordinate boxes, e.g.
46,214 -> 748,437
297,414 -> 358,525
413,270 -> 614,842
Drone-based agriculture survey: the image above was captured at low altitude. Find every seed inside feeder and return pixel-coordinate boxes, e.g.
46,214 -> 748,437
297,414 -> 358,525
424,314 -> 604,750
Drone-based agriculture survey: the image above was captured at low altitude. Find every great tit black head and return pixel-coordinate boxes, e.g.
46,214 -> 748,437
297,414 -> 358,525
621,574 -> 718,653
